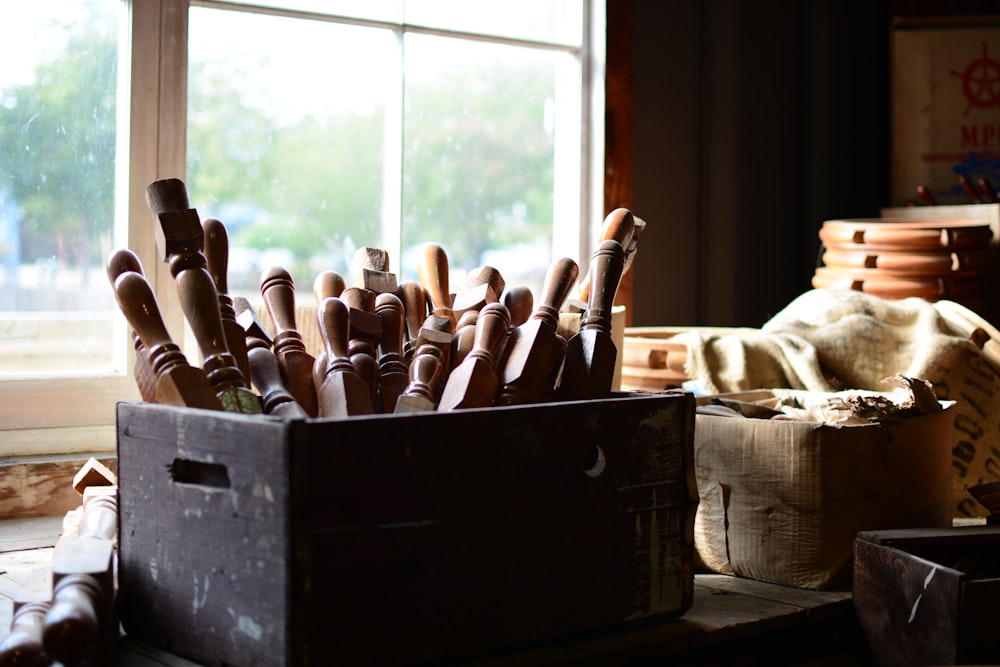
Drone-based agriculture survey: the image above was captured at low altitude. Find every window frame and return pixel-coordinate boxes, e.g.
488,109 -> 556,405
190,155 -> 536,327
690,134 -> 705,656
0,0 -> 606,462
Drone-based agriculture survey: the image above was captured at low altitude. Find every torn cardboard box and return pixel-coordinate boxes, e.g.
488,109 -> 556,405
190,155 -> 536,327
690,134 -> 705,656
693,379 -> 954,590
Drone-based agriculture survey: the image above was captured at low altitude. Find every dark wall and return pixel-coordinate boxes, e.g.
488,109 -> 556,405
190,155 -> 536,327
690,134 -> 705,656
627,0 -> 997,327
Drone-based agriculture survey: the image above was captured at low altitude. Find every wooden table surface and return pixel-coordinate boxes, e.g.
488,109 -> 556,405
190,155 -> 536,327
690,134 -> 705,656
1,516 -> 876,666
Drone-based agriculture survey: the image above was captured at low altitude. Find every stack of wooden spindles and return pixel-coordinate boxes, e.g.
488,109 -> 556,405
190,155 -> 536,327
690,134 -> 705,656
108,178 -> 643,418
0,458 -> 119,667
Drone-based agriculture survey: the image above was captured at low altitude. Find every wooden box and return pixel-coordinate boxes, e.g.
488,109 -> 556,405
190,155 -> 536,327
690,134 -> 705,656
854,526 -> 1000,666
116,391 -> 697,666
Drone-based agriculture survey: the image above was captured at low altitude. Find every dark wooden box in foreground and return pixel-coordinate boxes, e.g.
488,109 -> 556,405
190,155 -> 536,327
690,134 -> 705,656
117,391 -> 697,666
853,526 -> 1000,666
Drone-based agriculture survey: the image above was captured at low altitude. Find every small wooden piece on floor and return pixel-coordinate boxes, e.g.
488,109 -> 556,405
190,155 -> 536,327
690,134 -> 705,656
0,565 -> 52,667
438,302 -> 510,410
72,459 -> 115,497
43,488 -> 118,667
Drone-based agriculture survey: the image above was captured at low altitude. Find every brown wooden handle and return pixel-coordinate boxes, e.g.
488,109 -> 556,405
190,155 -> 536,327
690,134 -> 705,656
247,344 -> 306,417
375,292 -> 405,357
114,272 -> 176,354
176,265 -> 234,362
260,266 -> 302,336
579,209 -> 634,300
106,248 -> 144,284
416,243 -> 453,318
318,296 -> 352,362
582,239 -> 626,334
397,281 -> 428,343
405,345 -> 443,399
472,302 -> 510,362
145,177 -> 190,214
202,217 -> 231,295
313,270 -> 346,303
503,285 -> 534,328
538,257 -> 579,325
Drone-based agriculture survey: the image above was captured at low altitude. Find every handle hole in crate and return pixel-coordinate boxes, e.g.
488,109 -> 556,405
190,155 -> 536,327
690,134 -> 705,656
583,444 -> 607,478
168,458 -> 231,489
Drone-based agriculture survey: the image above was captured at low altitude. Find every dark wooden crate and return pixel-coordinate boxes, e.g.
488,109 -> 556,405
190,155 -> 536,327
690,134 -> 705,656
117,391 -> 697,666
853,526 -> 1000,666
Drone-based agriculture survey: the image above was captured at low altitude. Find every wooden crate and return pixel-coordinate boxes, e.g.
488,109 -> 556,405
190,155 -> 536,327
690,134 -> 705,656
116,391 -> 697,666
853,526 -> 1000,666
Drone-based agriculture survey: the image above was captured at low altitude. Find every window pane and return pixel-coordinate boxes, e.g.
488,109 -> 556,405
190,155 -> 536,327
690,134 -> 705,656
0,0 -> 120,377
401,34 -> 568,297
404,0 -> 583,46
205,0 -> 402,23
187,7 -> 398,301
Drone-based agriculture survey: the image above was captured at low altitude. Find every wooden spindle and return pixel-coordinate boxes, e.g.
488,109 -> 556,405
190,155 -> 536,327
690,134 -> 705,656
558,240 -> 626,401
260,266 -> 319,417
113,272 -> 224,411
315,297 -> 372,417
438,301 -> 510,410
496,257 -> 579,406
203,217 -> 251,384
106,248 -> 157,403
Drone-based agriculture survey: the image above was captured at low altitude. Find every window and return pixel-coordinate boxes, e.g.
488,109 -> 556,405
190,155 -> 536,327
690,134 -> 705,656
0,0 -> 605,459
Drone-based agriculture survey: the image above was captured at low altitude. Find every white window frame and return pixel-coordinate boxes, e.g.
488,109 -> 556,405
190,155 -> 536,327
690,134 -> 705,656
0,0 -> 605,459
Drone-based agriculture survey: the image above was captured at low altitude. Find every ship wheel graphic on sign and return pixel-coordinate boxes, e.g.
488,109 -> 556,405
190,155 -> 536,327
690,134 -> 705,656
951,42 -> 1000,117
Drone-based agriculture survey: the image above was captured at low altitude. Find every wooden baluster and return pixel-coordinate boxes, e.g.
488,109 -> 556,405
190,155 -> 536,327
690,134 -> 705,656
202,217 -> 251,384
146,178 -> 261,415
313,270 -> 346,304
416,242 -> 457,328
438,301 -> 510,410
558,239 -> 626,401
496,257 -> 579,406
396,281 -> 428,363
495,284 -> 534,370
42,487 -> 119,667
340,287 -> 382,412
0,566 -> 52,667
575,208 -> 636,305
414,314 -> 455,401
374,292 -> 409,413
393,344 -> 444,413
450,309 -> 479,372
260,266 -> 319,418
246,337 -> 309,418
315,297 -> 373,417
106,249 -> 157,404
113,272 -> 224,411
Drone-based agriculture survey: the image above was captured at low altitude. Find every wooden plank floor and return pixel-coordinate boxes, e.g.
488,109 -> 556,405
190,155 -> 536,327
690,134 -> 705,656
0,518 -> 876,666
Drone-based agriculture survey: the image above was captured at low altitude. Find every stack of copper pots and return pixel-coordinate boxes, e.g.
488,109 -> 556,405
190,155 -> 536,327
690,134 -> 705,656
814,218 -> 997,313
